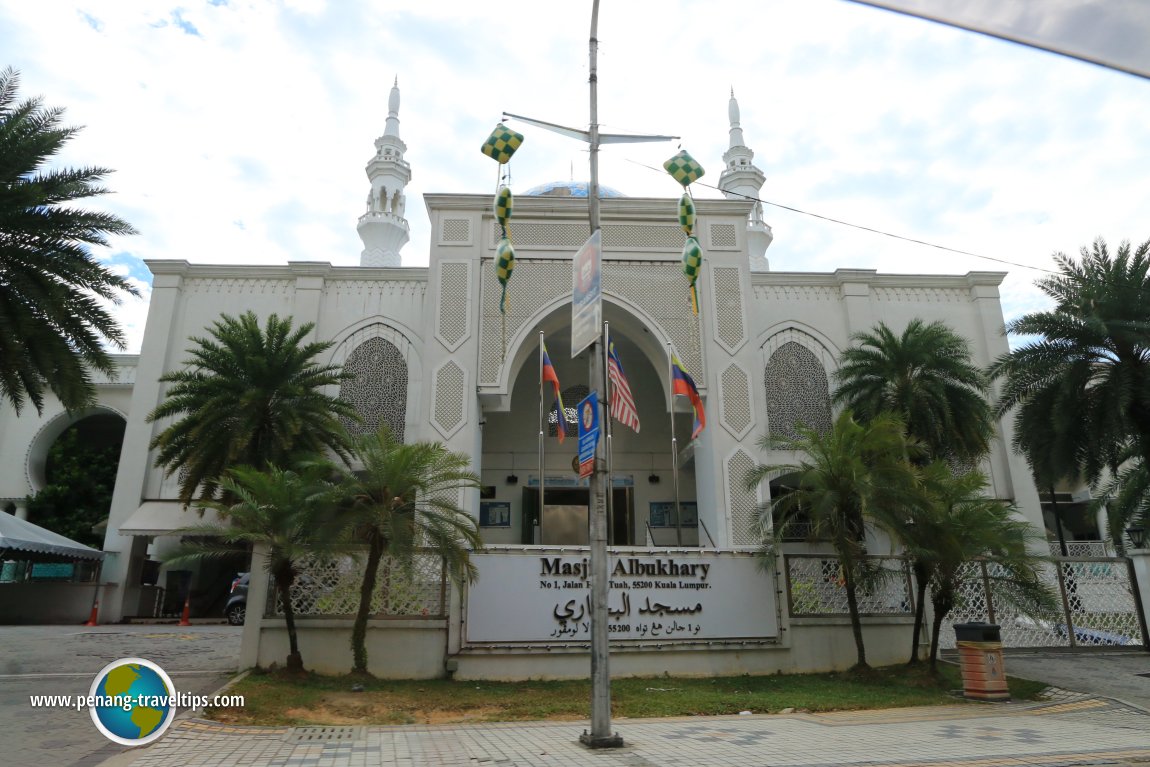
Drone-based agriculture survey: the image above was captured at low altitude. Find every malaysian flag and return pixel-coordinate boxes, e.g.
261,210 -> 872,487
607,341 -> 640,433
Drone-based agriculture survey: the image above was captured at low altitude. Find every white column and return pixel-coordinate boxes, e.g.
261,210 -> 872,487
14,501 -> 27,521
1127,549 -> 1150,644
238,543 -> 271,670
102,263 -> 187,621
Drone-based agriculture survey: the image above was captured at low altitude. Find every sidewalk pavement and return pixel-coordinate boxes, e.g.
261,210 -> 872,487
104,689 -> 1150,767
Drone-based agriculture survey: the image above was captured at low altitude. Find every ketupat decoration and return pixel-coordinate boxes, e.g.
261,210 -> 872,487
494,185 -> 513,234
493,185 -> 515,314
495,231 -> 515,314
677,192 -> 695,234
664,150 -> 705,314
681,236 -> 702,313
482,124 -> 523,323
480,123 -> 524,164
663,149 -> 705,187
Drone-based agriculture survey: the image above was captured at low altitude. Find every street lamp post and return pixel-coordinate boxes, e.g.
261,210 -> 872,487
502,0 -> 676,747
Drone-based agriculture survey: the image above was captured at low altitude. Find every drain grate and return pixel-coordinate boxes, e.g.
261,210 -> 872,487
286,726 -> 361,743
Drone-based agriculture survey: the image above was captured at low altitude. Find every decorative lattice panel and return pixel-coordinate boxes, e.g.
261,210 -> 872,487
436,262 -> 470,351
269,552 -> 446,618
602,224 -> 685,250
765,341 -> 832,440
478,259 -> 703,386
1059,560 -> 1143,646
786,556 -> 913,616
711,266 -> 746,353
490,221 -> 588,248
709,223 -> 738,249
602,263 -> 703,374
441,218 -> 471,244
489,221 -> 684,250
431,361 -> 466,438
938,558 -> 1144,649
339,337 -> 408,441
720,364 -> 752,439
1049,541 -> 1114,557
726,449 -> 760,546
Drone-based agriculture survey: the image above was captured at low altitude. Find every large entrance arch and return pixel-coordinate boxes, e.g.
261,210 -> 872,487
477,302 -> 701,548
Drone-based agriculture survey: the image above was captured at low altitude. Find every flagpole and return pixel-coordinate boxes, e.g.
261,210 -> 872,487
538,330 -> 546,545
667,343 -> 682,547
603,321 -> 614,545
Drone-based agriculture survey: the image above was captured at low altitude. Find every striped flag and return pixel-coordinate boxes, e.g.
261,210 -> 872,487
541,342 -> 566,443
671,355 -> 705,439
607,341 -> 640,434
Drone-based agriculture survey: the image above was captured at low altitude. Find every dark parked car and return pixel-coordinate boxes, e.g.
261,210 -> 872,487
225,573 -> 249,625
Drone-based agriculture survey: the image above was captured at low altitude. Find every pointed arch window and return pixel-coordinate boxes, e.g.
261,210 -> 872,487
765,341 -> 832,440
339,337 -> 408,441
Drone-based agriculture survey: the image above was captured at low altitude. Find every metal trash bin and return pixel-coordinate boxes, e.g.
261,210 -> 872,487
953,622 -> 1009,701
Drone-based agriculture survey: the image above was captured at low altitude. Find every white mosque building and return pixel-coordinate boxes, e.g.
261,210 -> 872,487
0,83 -> 1049,676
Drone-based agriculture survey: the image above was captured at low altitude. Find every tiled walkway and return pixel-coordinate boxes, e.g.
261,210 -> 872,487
120,692 -> 1150,767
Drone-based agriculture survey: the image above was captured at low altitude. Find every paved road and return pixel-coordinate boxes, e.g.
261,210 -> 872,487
115,692 -> 1150,767
0,625 -> 240,767
1001,649 -> 1150,711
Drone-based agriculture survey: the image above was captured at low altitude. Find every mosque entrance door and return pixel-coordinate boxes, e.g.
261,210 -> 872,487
521,487 -> 633,546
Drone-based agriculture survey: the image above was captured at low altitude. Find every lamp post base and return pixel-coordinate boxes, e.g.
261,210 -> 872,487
580,730 -> 625,749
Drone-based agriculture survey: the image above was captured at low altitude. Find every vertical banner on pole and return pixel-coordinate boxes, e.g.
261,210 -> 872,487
571,230 -> 603,358
577,391 -> 600,479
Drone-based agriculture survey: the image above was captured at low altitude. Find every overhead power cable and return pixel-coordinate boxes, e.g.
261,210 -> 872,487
625,159 -> 1058,276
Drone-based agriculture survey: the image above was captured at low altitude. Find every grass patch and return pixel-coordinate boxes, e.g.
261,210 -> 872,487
206,663 -> 1047,726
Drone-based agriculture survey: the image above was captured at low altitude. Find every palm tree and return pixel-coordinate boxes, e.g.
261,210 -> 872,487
834,318 -> 993,463
911,463 -> 1056,672
337,427 -> 482,675
148,311 -> 358,503
1088,452 -> 1149,555
747,410 -> 918,670
990,238 -> 1150,484
834,318 -> 995,664
165,465 -> 347,672
0,66 -> 139,414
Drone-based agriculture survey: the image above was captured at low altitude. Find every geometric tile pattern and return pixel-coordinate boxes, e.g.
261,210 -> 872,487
339,337 -> 408,442
765,340 -> 833,441
719,363 -> 753,439
436,261 -> 470,351
128,695 -> 1150,767
441,218 -> 471,244
431,361 -> 466,438
709,222 -> 738,248
726,449 -> 760,546
711,265 -> 746,353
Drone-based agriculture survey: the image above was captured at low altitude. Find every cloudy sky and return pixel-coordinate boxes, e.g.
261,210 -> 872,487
3,0 -> 1148,353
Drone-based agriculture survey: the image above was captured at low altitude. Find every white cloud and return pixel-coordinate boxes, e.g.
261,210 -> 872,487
4,0 -> 1149,354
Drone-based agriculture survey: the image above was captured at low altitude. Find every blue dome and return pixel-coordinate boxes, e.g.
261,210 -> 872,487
523,180 -> 625,198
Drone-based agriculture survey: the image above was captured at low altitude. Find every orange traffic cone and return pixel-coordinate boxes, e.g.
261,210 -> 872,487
178,594 -> 191,626
84,598 -> 100,626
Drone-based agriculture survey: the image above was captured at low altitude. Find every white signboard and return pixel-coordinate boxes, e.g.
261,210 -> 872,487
465,548 -> 778,644
570,230 -> 602,357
